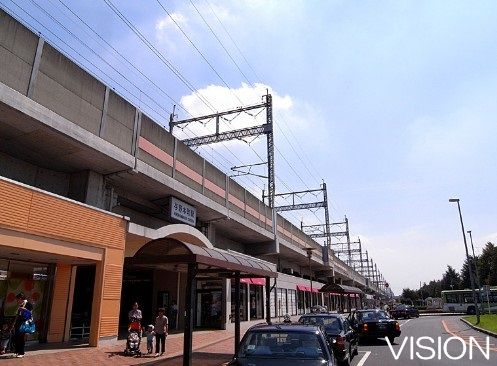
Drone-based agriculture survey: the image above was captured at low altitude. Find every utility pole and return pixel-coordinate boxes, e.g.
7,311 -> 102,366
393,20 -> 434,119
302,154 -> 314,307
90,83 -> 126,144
467,230 -> 482,290
449,198 -> 480,324
272,183 -> 332,261
170,93 -> 275,208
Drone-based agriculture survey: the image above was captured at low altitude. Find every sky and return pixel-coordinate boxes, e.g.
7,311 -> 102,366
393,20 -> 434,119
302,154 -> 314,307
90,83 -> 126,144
2,0 -> 497,295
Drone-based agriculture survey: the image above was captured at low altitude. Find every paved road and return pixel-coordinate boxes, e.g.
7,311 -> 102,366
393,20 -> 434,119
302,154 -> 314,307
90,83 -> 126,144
350,315 -> 496,366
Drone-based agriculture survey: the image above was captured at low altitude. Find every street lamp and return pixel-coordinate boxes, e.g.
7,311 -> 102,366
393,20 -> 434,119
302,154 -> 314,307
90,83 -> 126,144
449,198 -> 480,324
305,248 -> 315,307
467,230 -> 482,290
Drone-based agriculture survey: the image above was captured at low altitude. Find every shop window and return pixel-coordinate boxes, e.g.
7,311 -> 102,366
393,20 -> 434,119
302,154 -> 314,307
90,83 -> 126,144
276,288 -> 288,317
0,260 -> 49,342
270,288 -> 276,318
297,290 -> 305,314
230,281 -> 247,322
249,285 -> 264,320
287,289 -> 297,315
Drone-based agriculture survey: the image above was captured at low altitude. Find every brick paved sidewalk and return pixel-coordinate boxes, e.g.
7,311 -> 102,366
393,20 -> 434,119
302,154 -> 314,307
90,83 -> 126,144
0,326 -> 244,365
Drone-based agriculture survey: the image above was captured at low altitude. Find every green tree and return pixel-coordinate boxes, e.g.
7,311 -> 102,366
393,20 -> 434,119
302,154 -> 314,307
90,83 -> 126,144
401,288 -> 419,304
479,242 -> 497,286
441,265 -> 460,291
460,258 -> 470,289
422,279 -> 442,298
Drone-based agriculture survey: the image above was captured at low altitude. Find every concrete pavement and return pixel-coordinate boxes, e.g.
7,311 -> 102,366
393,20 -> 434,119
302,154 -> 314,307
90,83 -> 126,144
0,327 -> 241,365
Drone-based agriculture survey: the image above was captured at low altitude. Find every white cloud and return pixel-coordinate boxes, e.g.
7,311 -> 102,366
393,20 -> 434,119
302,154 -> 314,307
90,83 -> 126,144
177,82 -> 293,146
155,12 -> 189,50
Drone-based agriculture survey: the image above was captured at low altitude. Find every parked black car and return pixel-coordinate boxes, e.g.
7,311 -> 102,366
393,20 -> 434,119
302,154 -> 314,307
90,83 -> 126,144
299,313 -> 358,366
390,304 -> 419,319
229,323 -> 334,366
349,309 -> 401,343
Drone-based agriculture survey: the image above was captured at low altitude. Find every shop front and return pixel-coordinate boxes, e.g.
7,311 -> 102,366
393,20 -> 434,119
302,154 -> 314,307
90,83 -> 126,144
0,260 -> 51,343
245,278 -> 265,320
297,284 -> 319,311
0,177 -> 127,346
197,280 -> 223,328
126,236 -> 277,366
319,283 -> 364,313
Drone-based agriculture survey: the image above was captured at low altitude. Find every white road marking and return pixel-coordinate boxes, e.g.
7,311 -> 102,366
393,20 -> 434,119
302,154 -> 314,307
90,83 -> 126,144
355,350 -> 371,366
400,319 -> 411,327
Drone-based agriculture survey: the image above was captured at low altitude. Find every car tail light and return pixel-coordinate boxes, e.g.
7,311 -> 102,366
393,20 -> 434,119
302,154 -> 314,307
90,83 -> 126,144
363,323 -> 368,332
395,322 -> 400,331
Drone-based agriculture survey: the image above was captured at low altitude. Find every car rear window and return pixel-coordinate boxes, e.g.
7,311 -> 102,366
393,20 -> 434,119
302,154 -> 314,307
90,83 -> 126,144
299,316 -> 343,332
239,331 -> 327,359
359,311 -> 390,320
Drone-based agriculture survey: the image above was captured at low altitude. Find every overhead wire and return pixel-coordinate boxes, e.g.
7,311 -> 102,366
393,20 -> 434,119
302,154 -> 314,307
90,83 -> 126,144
189,0 -> 325,226
4,0 -> 259,192
6,0 -> 324,226
1,0 -> 172,124
99,0 -> 267,192
155,0 -> 245,108
201,0 -> 344,216
51,0 -> 248,183
102,0 -> 217,114
25,0 -> 174,120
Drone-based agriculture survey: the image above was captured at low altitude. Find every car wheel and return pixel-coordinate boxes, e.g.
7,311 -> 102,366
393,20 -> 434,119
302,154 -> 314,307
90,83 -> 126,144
387,336 -> 395,344
467,306 -> 476,315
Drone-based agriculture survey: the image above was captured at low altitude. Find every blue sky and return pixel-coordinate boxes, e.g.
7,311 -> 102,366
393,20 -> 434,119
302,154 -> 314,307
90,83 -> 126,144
2,0 -> 497,295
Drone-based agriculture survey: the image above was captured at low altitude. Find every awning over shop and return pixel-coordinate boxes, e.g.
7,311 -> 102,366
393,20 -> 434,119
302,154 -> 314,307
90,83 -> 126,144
240,278 -> 266,286
297,284 -> 319,293
319,283 -> 364,295
126,238 -> 277,366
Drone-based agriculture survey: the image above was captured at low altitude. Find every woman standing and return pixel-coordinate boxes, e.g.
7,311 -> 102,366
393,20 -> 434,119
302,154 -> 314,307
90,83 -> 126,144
13,292 -> 33,358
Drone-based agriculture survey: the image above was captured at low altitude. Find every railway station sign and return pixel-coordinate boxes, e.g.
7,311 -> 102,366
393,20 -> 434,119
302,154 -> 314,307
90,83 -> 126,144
169,197 -> 196,226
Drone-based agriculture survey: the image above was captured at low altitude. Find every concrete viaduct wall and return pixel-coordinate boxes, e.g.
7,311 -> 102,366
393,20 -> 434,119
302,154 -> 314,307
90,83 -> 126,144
0,10 -> 370,289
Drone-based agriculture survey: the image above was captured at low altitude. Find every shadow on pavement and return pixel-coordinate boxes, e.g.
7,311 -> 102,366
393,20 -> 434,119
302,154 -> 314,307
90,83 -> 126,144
126,352 -> 234,366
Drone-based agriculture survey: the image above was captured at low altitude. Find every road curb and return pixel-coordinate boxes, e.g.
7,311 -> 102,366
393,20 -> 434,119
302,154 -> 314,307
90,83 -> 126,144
460,317 -> 497,339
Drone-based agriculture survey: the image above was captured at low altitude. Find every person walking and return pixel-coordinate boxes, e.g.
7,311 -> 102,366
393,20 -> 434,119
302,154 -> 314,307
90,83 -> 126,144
13,292 -> 33,358
154,308 -> 168,357
169,300 -> 178,331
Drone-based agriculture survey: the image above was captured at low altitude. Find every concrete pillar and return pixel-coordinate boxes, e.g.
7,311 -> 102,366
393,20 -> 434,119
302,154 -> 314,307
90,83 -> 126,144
131,109 -> 142,158
183,263 -> 197,366
68,170 -> 106,210
47,264 -> 73,342
89,261 -> 104,347
99,87 -> 110,138
234,273 -> 240,354
27,37 -> 44,98
265,277 -> 271,325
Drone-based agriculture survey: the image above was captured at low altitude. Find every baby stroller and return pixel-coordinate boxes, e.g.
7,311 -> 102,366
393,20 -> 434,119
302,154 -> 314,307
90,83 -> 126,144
124,319 -> 142,357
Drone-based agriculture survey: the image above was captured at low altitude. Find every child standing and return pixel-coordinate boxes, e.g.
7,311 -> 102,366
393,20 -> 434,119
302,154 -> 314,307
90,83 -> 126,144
145,325 -> 155,354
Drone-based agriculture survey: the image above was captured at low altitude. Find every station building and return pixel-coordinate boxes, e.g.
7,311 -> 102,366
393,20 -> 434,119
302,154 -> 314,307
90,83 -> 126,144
0,10 -> 382,347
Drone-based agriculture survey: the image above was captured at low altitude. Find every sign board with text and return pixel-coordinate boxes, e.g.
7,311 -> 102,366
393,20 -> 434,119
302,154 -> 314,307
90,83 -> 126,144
170,197 -> 196,226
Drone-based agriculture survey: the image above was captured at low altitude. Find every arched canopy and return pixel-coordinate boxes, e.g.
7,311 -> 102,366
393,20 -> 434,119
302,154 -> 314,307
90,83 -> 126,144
127,237 -> 276,279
